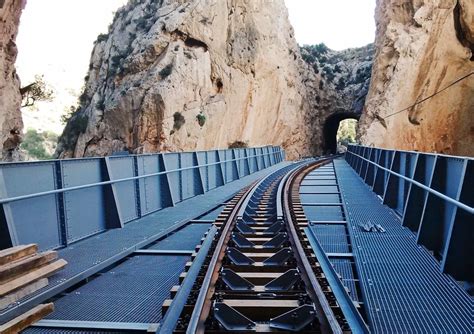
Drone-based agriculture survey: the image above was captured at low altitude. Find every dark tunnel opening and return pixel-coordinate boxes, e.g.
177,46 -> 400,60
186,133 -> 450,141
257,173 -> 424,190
323,112 -> 360,154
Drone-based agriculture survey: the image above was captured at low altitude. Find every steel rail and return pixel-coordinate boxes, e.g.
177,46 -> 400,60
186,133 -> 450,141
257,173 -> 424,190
275,158 -> 312,220
305,228 -> 369,334
0,151 -> 280,205
185,182 -> 260,334
280,158 -> 343,334
184,158 -> 345,333
159,225 -> 218,333
346,151 -> 474,214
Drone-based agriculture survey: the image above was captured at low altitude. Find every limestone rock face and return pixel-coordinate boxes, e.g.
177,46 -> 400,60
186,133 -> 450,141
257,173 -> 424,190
300,44 -> 374,152
360,0 -> 474,156
56,0 -> 323,160
0,0 -> 24,161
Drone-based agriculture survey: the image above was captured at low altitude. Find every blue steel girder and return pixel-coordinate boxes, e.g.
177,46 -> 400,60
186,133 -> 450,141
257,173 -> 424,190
345,145 -> 474,282
0,146 -> 284,251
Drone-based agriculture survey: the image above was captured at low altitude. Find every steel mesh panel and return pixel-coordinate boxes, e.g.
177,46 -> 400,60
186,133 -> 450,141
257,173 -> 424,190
330,258 -> 360,302
301,179 -> 338,186
300,185 -> 339,193
331,258 -> 354,279
195,205 -> 225,221
310,226 -> 349,253
335,159 -> 472,333
300,194 -> 341,203
303,176 -> 336,180
23,329 -> 125,334
303,205 -> 344,221
308,171 -> 335,176
0,162 -> 290,318
302,167 -> 362,306
45,255 -> 189,324
148,224 -> 211,250
310,225 -> 345,235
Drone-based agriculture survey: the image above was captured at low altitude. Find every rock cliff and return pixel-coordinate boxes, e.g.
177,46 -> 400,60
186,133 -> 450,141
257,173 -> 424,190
300,43 -> 373,153
56,0 -> 373,159
0,0 -> 24,161
359,0 -> 474,156
56,0 -> 322,160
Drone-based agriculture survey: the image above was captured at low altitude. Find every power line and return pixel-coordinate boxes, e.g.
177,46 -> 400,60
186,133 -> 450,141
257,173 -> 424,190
382,71 -> 474,120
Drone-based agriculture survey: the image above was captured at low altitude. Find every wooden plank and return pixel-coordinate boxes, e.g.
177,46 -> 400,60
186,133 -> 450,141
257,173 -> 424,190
0,251 -> 57,283
0,259 -> 67,296
0,303 -> 54,334
0,278 -> 49,310
0,245 -> 38,266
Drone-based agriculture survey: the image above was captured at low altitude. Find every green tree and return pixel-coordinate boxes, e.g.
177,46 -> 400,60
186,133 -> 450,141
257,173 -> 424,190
20,75 -> 54,108
21,129 -> 58,160
337,119 -> 357,146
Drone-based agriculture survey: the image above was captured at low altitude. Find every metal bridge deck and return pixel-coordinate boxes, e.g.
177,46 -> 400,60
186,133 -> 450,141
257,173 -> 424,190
147,223 -> 212,251
24,330 -> 124,334
1,162 -> 290,326
40,255 -> 188,323
333,159 -> 472,333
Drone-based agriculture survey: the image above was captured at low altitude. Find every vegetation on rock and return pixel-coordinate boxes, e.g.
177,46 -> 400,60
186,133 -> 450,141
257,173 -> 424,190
173,112 -> 185,130
21,129 -> 58,160
228,141 -> 249,149
159,64 -> 173,79
337,119 -> 357,147
196,113 -> 206,127
20,75 -> 54,108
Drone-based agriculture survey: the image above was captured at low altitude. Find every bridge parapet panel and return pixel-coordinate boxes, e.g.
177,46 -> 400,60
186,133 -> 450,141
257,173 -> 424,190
346,144 -> 473,282
0,146 -> 284,251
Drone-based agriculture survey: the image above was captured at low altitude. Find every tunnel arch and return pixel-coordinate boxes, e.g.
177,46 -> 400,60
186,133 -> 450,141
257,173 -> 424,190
323,112 -> 360,154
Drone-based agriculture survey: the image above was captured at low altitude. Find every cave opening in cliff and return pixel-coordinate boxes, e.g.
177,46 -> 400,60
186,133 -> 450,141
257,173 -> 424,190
323,113 -> 359,154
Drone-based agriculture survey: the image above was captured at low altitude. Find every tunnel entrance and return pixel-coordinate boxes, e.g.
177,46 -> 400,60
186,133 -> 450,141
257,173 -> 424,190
323,112 -> 359,154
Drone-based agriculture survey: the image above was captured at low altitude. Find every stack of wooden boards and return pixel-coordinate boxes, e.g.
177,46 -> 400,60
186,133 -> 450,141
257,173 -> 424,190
0,244 -> 67,333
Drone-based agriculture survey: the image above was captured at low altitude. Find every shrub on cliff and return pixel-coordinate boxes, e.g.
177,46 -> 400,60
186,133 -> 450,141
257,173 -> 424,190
21,129 -> 57,160
196,113 -> 206,127
160,64 -> 173,79
96,33 -> 108,43
57,114 -> 89,152
20,75 -> 54,108
173,112 -> 185,130
228,141 -> 248,149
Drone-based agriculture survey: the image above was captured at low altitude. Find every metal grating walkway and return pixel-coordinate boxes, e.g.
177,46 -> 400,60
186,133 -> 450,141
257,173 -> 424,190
335,159 -> 473,333
147,224 -> 212,251
42,255 -> 188,324
24,215 -> 214,333
301,164 -> 361,305
24,330 -> 125,334
1,162 -> 290,324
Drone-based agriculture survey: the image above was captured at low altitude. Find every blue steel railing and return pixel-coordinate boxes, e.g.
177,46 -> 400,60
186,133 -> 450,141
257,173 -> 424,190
345,145 -> 473,282
0,146 -> 284,251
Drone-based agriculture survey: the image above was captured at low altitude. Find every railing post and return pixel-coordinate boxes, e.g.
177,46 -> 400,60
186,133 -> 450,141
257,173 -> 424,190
217,150 -> 227,184
104,157 -> 126,227
101,157 -> 122,229
0,169 -> 15,249
243,149 -> 251,176
365,148 -> 376,185
232,149 -> 241,180
158,154 -> 175,207
133,156 -> 142,219
54,161 -> 68,247
193,152 -> 206,195
417,156 -> 466,258
383,151 -> 400,210
441,159 -> 473,281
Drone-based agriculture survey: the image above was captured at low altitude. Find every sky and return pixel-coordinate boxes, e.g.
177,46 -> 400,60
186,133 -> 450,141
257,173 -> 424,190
16,0 -> 376,134
284,0 -> 376,50
16,0 -> 128,133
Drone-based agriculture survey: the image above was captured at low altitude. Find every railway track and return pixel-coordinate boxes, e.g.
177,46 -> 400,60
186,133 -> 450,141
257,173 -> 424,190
161,158 -> 357,333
